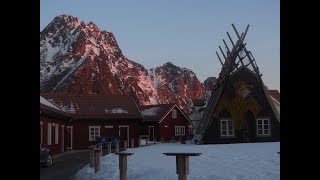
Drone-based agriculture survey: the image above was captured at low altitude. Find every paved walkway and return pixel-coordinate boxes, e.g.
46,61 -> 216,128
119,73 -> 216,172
40,149 -> 109,180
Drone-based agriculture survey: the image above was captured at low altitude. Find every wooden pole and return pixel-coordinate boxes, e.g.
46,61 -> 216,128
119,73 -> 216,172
89,146 -> 94,167
130,138 -> 134,148
146,138 -> 149,146
153,137 -> 156,144
107,142 -> 111,154
216,52 -> 224,66
218,46 -> 227,61
138,138 -> 141,147
115,152 -> 134,180
94,147 -> 101,173
123,140 -> 127,151
161,137 -> 164,143
115,141 -> 119,153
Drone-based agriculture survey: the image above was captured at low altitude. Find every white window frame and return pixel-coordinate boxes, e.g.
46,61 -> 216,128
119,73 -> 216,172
257,118 -> 271,136
175,126 -> 185,136
172,109 -> 177,118
89,126 -> 100,141
55,124 -> 59,144
47,123 -> 52,145
220,119 -> 234,137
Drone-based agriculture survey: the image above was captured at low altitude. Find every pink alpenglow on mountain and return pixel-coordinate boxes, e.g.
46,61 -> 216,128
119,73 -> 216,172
40,15 -> 213,111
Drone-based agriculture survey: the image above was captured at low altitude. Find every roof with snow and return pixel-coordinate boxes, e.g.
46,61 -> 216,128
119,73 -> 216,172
40,96 -> 71,119
268,90 -> 280,102
40,93 -> 142,119
139,104 -> 175,122
191,98 -> 206,106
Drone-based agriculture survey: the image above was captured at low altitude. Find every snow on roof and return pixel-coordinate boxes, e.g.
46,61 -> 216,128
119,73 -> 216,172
105,108 -> 128,114
40,96 -> 61,111
141,107 -> 160,117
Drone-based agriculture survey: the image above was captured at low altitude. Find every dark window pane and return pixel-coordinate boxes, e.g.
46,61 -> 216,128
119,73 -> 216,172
229,131 -> 233,135
264,125 -> 269,129
258,120 -> 262,124
222,126 -> 226,130
90,132 -> 94,135
222,121 -> 226,125
264,120 -> 269,124
258,125 -> 262,129
228,126 -> 233,130
258,130 -> 262,134
264,130 -> 269,134
222,131 -> 226,135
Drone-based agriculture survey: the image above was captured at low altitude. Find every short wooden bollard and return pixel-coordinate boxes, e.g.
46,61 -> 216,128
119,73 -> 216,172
172,136 -> 175,142
115,141 -> 120,153
123,140 -> 127,151
107,142 -> 112,154
130,138 -> 134,148
146,139 -> 149,146
161,137 -> 164,142
163,152 -> 202,180
153,137 -> 156,144
138,138 -> 141,147
115,152 -> 134,180
89,145 -> 94,167
94,147 -> 103,173
179,136 -> 182,143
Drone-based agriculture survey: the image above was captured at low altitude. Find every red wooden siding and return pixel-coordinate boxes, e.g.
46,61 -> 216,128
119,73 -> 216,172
40,115 -> 66,155
159,106 -> 191,141
71,120 -> 140,150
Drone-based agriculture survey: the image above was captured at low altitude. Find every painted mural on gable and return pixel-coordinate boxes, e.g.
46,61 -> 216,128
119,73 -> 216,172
213,81 -> 261,129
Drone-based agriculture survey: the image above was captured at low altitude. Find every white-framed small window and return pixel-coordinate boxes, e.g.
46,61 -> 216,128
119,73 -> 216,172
175,126 -> 185,136
47,123 -> 52,145
55,124 -> 59,144
89,126 -> 100,141
220,119 -> 234,137
172,109 -> 177,118
257,118 -> 271,136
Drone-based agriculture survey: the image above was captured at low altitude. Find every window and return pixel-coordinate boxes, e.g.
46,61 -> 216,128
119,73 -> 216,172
55,125 -> 59,144
47,123 -> 52,145
172,109 -> 177,118
257,118 -> 270,136
89,126 -> 100,141
175,126 -> 185,136
220,119 -> 234,137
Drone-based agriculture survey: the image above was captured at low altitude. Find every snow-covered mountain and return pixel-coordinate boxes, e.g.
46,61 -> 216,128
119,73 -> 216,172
40,15 -> 212,111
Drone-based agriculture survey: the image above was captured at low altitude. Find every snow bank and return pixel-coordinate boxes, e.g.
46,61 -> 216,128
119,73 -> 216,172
75,142 -> 280,180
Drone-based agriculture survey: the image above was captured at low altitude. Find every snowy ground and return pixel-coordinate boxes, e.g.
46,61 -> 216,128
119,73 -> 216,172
75,142 -> 280,180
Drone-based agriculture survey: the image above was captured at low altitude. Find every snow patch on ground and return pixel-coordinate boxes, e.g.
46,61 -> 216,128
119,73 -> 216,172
75,142 -> 280,180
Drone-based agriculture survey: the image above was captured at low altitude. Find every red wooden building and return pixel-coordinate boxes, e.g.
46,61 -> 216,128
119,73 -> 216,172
40,96 -> 71,155
139,104 -> 192,141
40,94 -> 143,150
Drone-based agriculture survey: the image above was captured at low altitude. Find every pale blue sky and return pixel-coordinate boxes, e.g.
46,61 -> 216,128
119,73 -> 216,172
40,0 -> 280,90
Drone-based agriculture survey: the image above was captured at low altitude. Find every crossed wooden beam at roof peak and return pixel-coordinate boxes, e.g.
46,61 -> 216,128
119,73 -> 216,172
215,24 -> 261,79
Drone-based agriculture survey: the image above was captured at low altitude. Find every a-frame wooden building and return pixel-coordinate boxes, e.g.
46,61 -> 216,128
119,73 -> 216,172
194,24 -> 280,144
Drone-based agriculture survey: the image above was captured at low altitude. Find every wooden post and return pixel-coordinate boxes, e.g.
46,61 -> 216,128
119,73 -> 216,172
163,153 -> 202,180
146,138 -> 149,146
89,145 -> 94,167
107,142 -> 111,154
161,137 -> 164,143
115,141 -> 119,153
115,152 -> 134,180
94,147 -> 102,173
153,137 -> 156,144
123,140 -> 127,151
138,138 -> 141,147
172,136 -> 175,142
179,136 -> 182,143
130,138 -> 134,148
